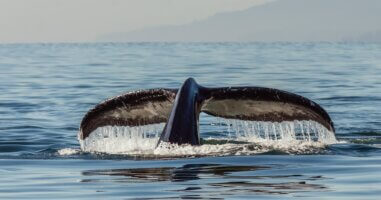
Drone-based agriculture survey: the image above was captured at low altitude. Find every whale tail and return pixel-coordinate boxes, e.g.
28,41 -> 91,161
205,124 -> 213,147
201,87 -> 335,133
79,78 -> 335,146
78,88 -> 178,140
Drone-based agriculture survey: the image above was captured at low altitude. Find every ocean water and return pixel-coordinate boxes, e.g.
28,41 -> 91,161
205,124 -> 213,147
0,42 -> 380,199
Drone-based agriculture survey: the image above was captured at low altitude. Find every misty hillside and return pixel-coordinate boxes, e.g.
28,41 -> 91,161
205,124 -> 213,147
99,0 -> 381,42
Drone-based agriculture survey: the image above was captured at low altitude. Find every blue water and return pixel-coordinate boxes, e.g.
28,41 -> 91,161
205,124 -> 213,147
1,42 -> 381,199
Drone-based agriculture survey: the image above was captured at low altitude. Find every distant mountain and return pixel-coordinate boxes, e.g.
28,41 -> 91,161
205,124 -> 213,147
99,0 -> 381,42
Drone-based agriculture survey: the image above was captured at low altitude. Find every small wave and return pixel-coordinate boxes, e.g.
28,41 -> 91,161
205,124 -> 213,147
347,137 -> 381,145
57,148 -> 81,156
350,131 -> 381,136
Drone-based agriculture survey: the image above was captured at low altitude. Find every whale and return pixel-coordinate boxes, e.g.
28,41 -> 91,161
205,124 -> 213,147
79,78 -> 335,146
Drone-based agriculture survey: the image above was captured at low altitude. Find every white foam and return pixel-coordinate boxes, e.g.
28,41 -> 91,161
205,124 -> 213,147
57,148 -> 81,156
78,120 -> 337,156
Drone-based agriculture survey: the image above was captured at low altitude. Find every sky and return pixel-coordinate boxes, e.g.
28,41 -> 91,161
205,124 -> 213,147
109,0 -> 380,42
0,0 -> 271,43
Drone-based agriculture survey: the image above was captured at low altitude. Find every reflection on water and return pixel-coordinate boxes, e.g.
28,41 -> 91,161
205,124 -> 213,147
83,164 -> 269,182
82,164 -> 328,198
209,181 -> 326,195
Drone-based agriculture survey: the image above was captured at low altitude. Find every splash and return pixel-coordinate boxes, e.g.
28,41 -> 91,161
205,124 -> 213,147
79,123 -> 165,154
78,119 -> 337,156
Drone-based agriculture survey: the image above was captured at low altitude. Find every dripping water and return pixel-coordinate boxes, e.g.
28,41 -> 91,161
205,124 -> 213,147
78,119 -> 337,155
214,119 -> 336,144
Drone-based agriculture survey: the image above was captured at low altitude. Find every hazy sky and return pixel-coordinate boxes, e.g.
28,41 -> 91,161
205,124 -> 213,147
111,0 -> 380,42
0,0 -> 271,43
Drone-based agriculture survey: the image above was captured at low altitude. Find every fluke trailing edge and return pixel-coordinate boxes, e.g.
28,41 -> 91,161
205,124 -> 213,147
79,78 -> 335,146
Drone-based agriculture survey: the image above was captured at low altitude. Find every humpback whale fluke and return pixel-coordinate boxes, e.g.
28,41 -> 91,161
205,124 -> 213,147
79,78 -> 335,146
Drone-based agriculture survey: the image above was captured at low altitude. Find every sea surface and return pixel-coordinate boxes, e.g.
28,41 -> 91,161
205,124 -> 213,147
0,42 -> 380,199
